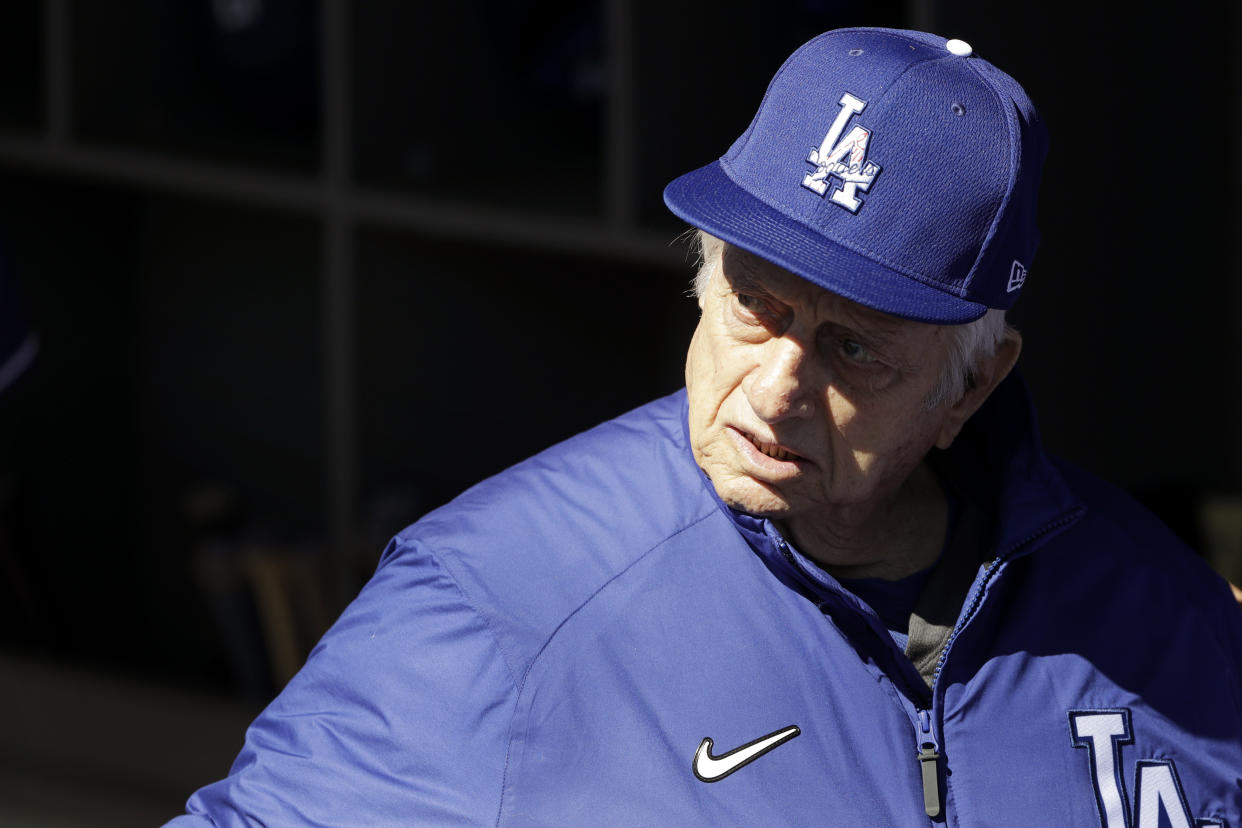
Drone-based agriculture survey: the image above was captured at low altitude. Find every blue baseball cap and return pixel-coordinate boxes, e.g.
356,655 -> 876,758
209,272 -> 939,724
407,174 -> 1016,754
664,27 -> 1048,324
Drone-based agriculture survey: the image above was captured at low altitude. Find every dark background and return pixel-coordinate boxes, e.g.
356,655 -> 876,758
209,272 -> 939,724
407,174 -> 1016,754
0,1 -> 1237,822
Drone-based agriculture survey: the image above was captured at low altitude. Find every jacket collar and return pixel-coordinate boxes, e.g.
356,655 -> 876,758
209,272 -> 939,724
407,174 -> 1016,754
935,370 -> 1084,560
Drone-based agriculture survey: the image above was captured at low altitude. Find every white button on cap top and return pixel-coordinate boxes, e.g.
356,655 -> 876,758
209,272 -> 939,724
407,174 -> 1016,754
945,38 -> 972,57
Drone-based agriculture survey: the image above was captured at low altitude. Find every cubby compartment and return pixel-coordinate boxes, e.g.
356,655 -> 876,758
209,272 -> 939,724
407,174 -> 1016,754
70,0 -> 319,171
350,1 -> 606,216
0,2 -> 44,131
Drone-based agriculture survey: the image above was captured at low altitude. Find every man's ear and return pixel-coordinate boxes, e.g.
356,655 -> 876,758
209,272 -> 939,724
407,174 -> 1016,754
935,328 -> 1022,450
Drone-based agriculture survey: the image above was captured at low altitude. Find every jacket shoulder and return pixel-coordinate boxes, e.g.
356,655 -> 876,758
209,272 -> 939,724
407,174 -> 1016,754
381,390 -> 716,675
1041,457 -> 1242,667
1051,457 -> 1216,576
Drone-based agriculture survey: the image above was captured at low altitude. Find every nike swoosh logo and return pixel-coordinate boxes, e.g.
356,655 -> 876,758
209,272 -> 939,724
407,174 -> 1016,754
693,725 -> 801,782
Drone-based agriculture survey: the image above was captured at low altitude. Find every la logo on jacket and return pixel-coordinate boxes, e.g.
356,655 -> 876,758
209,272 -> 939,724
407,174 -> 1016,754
1069,710 -> 1223,827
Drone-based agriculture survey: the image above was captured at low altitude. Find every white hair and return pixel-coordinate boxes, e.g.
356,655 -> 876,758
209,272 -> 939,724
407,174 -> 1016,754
690,230 -> 726,300
688,230 -> 1012,409
925,307 -> 1009,409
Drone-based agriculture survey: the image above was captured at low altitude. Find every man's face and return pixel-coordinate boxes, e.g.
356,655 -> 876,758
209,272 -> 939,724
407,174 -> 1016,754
685,243 -> 960,552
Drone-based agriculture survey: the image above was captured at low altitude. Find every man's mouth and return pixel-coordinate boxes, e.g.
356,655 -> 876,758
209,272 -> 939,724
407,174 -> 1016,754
744,432 -> 804,463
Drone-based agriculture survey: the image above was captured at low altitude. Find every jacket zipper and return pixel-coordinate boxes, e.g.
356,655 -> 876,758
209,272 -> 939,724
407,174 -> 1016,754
912,508 -> 1085,822
775,531 -> 949,818
916,708 -> 941,817
772,508 -> 1083,823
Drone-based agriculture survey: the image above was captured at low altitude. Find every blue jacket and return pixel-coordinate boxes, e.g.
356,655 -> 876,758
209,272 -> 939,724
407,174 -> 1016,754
170,376 -> 1242,826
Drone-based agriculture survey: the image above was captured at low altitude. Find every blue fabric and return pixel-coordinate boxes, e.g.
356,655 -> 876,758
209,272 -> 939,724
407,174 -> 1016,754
841,565 -> 935,650
169,374 -> 1242,826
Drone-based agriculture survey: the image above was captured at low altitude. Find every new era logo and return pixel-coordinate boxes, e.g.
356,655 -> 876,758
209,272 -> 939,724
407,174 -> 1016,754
1007,260 -> 1027,293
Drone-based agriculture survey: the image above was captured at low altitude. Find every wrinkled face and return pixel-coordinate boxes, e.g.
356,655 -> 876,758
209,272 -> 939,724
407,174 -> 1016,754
685,244 -> 959,544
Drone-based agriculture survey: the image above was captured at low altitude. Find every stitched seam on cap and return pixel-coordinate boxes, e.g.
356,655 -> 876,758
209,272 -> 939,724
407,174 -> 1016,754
962,59 -> 1022,294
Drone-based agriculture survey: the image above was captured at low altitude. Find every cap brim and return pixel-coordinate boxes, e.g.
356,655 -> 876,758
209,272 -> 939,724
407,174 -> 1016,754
663,161 -> 986,324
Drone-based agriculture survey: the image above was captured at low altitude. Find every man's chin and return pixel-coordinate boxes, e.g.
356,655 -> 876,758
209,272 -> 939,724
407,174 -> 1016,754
713,476 -> 794,519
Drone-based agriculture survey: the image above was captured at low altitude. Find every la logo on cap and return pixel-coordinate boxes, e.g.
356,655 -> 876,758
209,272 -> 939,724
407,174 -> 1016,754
801,92 -> 882,213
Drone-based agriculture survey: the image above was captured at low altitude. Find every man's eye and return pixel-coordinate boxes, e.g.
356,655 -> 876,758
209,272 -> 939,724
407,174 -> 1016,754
732,292 -> 768,320
840,339 -> 877,363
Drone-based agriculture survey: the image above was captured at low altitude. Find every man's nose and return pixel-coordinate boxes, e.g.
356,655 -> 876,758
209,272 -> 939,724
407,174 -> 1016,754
745,337 -> 815,423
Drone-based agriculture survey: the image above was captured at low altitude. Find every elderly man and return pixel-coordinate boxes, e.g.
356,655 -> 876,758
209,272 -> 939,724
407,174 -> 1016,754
171,28 -> 1242,827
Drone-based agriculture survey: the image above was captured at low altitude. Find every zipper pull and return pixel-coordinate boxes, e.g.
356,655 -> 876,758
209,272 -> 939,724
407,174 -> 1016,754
917,743 -> 941,817
916,709 -> 942,818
